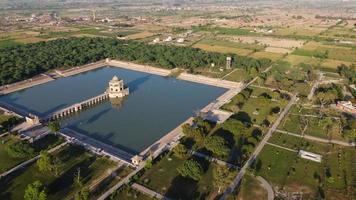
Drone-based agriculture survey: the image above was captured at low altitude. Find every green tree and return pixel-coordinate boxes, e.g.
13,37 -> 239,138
177,159 -> 202,181
205,136 -> 230,157
75,187 -> 90,200
48,121 -> 60,133
222,119 -> 248,135
37,151 -> 53,173
144,159 -> 153,170
173,144 -> 188,159
24,180 -> 47,200
36,151 -> 62,176
213,165 -> 235,193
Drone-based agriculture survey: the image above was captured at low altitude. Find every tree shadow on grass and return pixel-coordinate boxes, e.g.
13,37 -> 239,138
164,175 -> 199,200
47,156 -> 96,198
0,161 -> 36,199
231,111 -> 252,125
56,145 -> 86,163
32,134 -> 61,152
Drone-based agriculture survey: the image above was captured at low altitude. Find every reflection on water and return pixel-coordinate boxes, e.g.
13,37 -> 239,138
0,66 -> 226,154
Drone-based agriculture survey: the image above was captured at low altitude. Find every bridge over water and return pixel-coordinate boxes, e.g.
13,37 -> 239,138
44,92 -> 109,121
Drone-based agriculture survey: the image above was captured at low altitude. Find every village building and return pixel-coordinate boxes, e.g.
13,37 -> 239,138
336,101 -> 356,114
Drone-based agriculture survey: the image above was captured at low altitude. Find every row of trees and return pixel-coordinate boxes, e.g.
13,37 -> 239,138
0,37 -> 271,86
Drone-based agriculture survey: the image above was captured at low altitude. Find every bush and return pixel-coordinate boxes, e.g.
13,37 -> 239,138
177,159 -> 202,181
173,144 -> 188,159
5,140 -> 35,158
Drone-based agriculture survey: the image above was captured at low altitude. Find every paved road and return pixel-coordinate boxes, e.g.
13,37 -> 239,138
190,150 -> 239,169
308,72 -> 323,100
132,183 -> 170,200
276,129 -> 355,147
257,176 -> 274,200
220,94 -> 297,199
0,141 -> 68,179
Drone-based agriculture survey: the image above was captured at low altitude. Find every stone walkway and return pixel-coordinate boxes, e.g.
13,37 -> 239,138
257,176 -> 274,200
276,129 -> 355,147
132,183 -> 170,200
266,142 -> 298,153
190,150 -> 239,169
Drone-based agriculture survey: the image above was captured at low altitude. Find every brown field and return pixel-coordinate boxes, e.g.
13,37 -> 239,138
126,31 -> 156,39
284,54 -> 321,66
320,59 -> 354,70
193,43 -> 253,55
250,51 -> 285,61
15,37 -> 48,43
265,46 -> 292,54
274,26 -> 326,36
221,36 -> 304,49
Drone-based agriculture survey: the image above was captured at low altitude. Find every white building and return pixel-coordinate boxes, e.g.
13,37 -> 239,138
177,38 -> 185,43
164,36 -> 173,42
107,76 -> 129,98
298,150 -> 322,163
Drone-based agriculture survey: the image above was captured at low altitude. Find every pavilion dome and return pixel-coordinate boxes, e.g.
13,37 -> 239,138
111,75 -> 121,81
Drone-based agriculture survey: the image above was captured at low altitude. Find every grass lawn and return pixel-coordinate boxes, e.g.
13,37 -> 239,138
222,86 -> 288,125
268,132 -> 303,150
138,152 -> 221,199
0,134 -> 63,173
304,117 -> 343,141
278,113 -> 303,133
191,66 -> 229,78
255,142 -> 354,199
224,69 -> 252,82
236,173 -> 268,200
255,145 -> 321,198
0,144 -> 116,200
240,97 -> 287,125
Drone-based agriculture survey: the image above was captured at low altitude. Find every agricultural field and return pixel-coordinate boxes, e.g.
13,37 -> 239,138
249,51 -> 285,61
293,41 -> 356,63
193,43 -> 252,55
0,144 -> 116,200
273,26 -> 327,37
